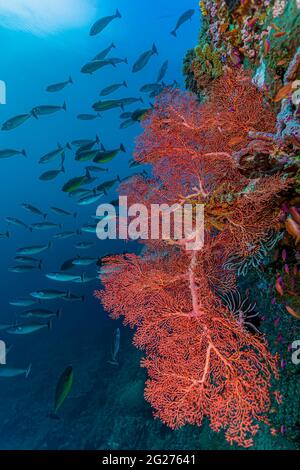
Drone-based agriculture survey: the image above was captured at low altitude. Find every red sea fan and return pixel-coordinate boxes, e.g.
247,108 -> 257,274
95,72 -> 283,447
97,249 -> 278,448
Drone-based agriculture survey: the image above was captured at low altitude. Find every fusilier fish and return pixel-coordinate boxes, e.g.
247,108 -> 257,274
7,322 -> 51,335
39,165 -> 65,181
2,114 -> 32,131
92,42 -> 116,61
69,189 -> 91,199
0,148 -> 26,159
132,43 -> 158,73
89,9 -> 121,36
8,263 -> 42,273
5,217 -> 31,230
93,144 -> 126,163
81,60 -> 115,75
96,176 -> 120,193
31,222 -> 62,231
0,364 -> 31,378
72,257 -> 99,266
92,99 -> 124,112
100,81 -> 128,96
50,366 -> 73,419
120,119 -> 135,129
30,290 -> 68,300
62,169 -> 93,193
118,97 -> 143,107
46,272 -> 81,282
20,309 -> 61,319
77,191 -> 104,206
75,148 -> 104,162
53,231 -> 80,240
9,299 -> 40,307
15,256 -> 42,264
46,77 -> 73,93
31,102 -> 67,117
106,57 -> 128,66
77,113 -> 101,121
39,143 -> 70,164
140,83 -> 163,93
171,9 -> 195,37
50,207 -> 77,217
21,203 -> 47,218
73,274 -> 97,284
157,60 -> 168,82
16,242 -> 52,255
108,328 -> 120,366
85,166 -> 108,173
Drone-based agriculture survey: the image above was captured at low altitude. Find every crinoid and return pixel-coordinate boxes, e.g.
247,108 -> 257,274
223,230 -> 284,276
219,290 -> 261,334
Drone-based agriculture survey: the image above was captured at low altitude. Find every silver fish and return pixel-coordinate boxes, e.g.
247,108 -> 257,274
81,60 -> 114,75
0,148 -> 26,159
93,42 -> 116,61
100,81 -> 128,97
132,43 -> 158,73
140,83 -> 163,93
7,322 -> 51,335
21,203 -> 47,218
5,217 -> 30,230
20,308 -> 61,319
9,299 -> 40,307
31,102 -> 67,117
77,191 -> 104,206
0,364 -> 31,378
2,113 -> 32,131
53,231 -> 80,240
50,207 -> 77,217
46,272 -> 81,282
89,9 -> 121,36
106,57 -> 128,66
157,60 -> 168,82
92,99 -> 124,112
8,263 -> 42,273
171,9 -> 195,37
39,143 -> 70,164
72,257 -> 98,266
46,77 -> 73,93
77,113 -> 101,121
39,165 -> 65,181
30,290 -> 67,300
73,274 -> 97,284
16,242 -> 51,255
108,328 -> 120,365
31,222 -> 62,231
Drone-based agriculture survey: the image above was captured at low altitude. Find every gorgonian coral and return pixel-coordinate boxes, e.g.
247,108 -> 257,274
95,72 -> 292,447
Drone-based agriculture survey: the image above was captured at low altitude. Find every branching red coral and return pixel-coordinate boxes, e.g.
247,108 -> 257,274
95,72 -> 286,447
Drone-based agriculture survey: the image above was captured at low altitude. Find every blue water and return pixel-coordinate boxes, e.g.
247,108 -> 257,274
0,0 -> 200,450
